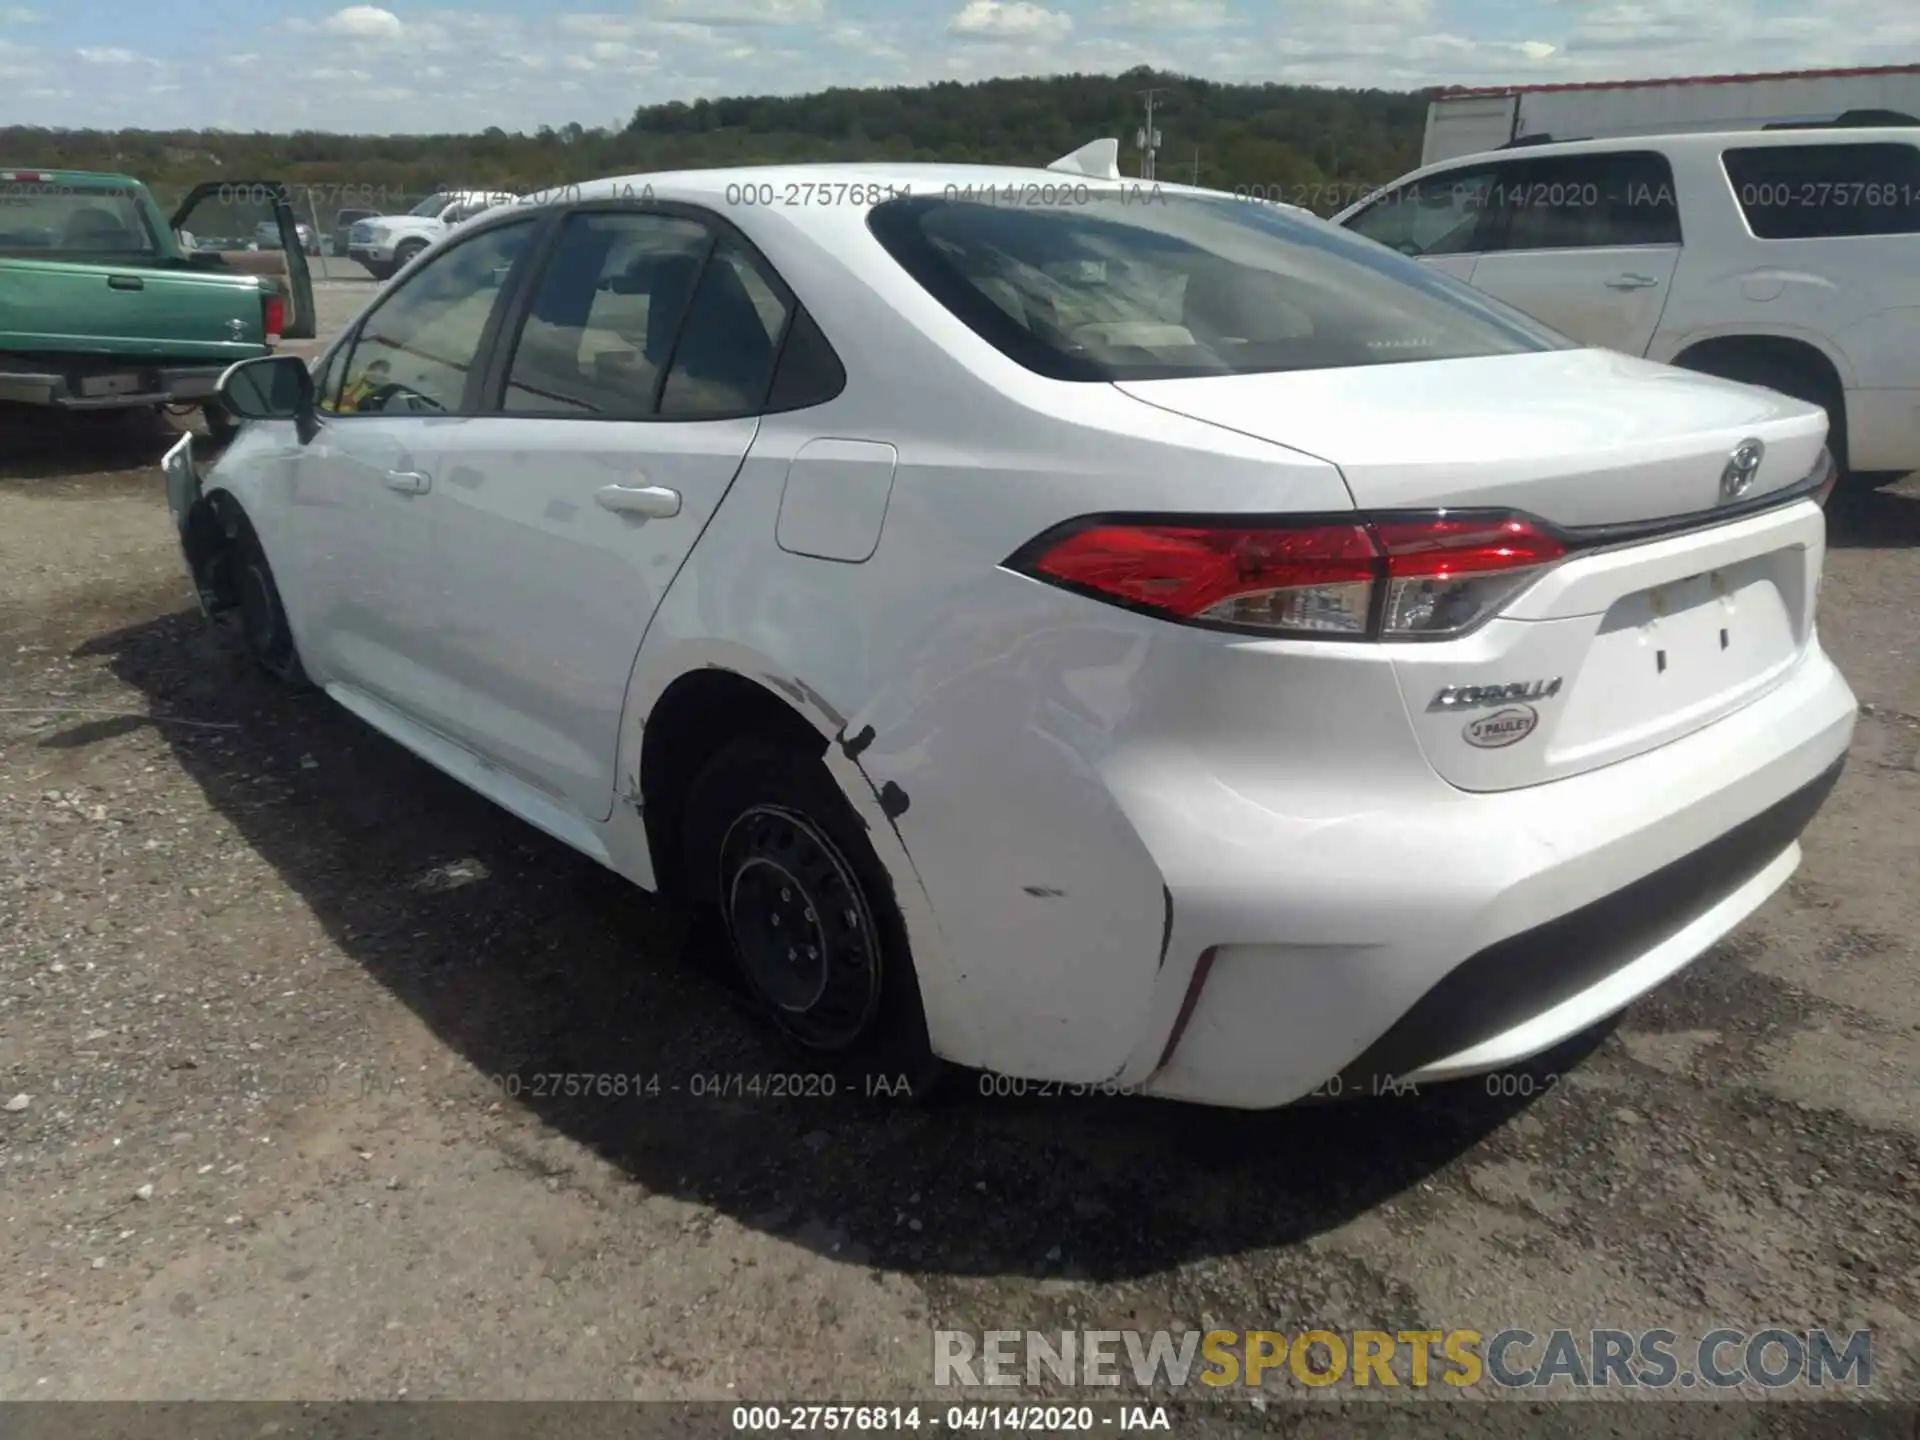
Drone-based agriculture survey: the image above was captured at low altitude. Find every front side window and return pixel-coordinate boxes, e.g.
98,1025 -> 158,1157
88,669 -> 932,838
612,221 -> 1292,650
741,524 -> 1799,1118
1345,167 -> 1500,258
408,192 -> 455,218
869,192 -> 1569,382
501,210 -> 715,416
1723,142 -> 1920,238
334,218 -> 535,415
1492,152 -> 1682,251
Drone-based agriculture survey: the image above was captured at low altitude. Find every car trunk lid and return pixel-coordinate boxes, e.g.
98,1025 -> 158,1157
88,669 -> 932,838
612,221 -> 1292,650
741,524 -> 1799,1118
1115,346 -> 1828,528
1116,347 -> 1834,791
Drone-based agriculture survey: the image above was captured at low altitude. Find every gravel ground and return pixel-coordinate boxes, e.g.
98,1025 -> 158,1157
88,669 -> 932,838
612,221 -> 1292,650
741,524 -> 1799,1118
1,283 -> 1915,1420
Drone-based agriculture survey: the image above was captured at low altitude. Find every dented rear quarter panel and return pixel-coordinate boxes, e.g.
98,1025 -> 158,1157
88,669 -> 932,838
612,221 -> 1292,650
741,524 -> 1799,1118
615,216 -> 1357,1079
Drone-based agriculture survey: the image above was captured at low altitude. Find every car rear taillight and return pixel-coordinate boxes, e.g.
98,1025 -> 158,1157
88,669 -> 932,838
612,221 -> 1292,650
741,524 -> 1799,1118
1009,513 -> 1567,641
261,293 -> 285,345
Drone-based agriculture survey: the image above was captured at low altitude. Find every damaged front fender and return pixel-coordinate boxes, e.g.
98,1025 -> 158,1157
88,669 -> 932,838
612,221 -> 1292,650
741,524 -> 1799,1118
160,430 -> 237,618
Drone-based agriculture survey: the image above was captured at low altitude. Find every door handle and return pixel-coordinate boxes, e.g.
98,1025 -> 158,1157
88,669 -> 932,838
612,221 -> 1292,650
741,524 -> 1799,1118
384,470 -> 432,495
108,275 -> 144,291
1605,273 -> 1660,290
594,483 -> 680,518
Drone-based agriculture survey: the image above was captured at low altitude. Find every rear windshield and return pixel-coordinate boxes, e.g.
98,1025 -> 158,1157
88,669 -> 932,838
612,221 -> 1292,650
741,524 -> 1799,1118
867,191 -> 1570,381
0,181 -> 156,256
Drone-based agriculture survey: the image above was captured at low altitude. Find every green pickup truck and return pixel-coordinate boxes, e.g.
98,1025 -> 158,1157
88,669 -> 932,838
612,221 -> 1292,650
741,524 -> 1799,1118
0,168 -> 316,439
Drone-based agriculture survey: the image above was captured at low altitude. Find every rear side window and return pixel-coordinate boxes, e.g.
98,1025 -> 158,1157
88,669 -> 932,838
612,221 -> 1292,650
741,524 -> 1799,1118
1723,142 -> 1920,237
501,211 -> 713,417
657,239 -> 793,420
1490,152 -> 1681,251
765,307 -> 846,412
868,192 -> 1570,382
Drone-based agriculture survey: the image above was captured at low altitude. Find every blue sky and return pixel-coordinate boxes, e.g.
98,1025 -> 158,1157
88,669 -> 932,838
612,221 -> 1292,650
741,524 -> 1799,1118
0,0 -> 1914,133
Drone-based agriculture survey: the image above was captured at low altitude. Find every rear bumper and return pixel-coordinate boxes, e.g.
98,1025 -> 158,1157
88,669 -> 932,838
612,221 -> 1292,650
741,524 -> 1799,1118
1844,387 -> 1920,474
0,363 -> 235,410
1133,647 -> 1856,1107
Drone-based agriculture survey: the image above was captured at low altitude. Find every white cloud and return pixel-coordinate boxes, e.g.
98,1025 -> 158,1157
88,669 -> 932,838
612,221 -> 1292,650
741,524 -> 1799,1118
76,46 -> 153,64
948,0 -> 1073,42
639,0 -> 824,24
1100,0 -> 1234,30
16,0 -> 1920,137
319,5 -> 403,40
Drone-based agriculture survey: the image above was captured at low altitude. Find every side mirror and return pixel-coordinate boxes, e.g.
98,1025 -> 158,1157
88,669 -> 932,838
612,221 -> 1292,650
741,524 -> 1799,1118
217,354 -> 318,443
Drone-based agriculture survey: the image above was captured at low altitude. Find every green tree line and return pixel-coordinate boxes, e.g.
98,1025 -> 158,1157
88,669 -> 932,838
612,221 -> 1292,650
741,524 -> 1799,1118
1,66 -> 1427,218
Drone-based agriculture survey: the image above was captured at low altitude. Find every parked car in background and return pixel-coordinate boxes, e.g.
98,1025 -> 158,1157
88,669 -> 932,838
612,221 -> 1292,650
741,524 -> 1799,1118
165,156 -> 1854,1109
1332,127 -> 1920,485
254,217 -> 321,255
0,167 -> 315,440
346,190 -> 517,280
332,206 -> 380,257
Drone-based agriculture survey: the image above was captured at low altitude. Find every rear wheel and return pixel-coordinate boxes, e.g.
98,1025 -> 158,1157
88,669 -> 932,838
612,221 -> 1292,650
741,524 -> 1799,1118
683,736 -> 941,1099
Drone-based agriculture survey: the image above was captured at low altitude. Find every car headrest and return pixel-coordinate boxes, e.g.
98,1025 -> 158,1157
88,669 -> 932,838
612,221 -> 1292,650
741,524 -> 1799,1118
64,208 -> 134,248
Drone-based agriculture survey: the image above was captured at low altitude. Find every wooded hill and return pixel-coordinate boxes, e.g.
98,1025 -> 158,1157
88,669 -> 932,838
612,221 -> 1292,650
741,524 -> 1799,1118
1,67 -> 1427,216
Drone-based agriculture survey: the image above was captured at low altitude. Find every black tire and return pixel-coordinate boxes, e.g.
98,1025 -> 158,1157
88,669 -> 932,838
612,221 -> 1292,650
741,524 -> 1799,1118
393,240 -> 426,274
1673,347 -> 1850,477
230,517 -> 310,687
683,736 -> 942,1100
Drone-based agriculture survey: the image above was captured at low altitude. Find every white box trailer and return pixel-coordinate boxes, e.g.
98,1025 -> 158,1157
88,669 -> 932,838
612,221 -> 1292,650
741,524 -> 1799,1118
1421,63 -> 1920,166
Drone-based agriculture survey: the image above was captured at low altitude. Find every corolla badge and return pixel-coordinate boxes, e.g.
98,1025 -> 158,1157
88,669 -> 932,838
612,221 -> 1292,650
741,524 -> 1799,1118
1429,677 -> 1562,710
1721,438 -> 1765,500
1463,705 -> 1539,748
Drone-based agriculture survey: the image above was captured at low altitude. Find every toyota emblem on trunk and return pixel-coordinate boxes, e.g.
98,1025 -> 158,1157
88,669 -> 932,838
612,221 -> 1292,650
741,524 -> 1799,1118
1721,439 -> 1764,499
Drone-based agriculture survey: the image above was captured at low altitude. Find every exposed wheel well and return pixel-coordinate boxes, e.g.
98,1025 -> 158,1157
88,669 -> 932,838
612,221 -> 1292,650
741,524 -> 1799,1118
639,668 -> 829,902
181,490 -> 253,615
1669,335 -> 1848,466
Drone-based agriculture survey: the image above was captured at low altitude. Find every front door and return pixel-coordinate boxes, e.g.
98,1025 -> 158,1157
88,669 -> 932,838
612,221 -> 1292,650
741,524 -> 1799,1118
412,206 -> 794,821
171,180 -> 317,339
281,216 -> 542,725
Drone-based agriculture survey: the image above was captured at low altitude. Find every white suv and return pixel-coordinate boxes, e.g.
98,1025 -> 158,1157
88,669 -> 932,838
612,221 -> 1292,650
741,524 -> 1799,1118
1334,128 -> 1920,484
164,163 -> 1855,1108
346,189 -> 517,280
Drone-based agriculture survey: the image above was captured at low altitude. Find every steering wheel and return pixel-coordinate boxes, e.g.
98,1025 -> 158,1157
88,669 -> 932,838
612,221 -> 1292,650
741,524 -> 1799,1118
360,383 -> 445,415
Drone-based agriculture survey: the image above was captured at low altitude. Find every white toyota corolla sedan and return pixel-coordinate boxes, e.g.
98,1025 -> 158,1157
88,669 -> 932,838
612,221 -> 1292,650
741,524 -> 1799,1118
161,154 -> 1856,1108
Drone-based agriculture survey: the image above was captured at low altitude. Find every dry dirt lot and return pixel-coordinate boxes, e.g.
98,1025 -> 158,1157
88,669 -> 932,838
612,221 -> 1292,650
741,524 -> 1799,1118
1,283 -> 1916,1426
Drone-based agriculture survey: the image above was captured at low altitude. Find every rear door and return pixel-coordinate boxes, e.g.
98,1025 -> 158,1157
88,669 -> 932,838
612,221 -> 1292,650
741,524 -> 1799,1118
403,204 -> 793,821
170,181 -> 317,339
1463,150 -> 1682,356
